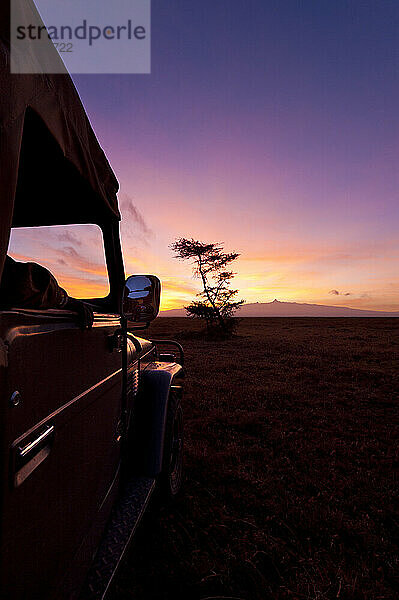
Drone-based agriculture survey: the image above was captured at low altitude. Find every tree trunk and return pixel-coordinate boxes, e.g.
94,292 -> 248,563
198,255 -> 226,332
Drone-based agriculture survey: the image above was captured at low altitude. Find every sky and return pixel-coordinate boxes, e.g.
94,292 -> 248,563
10,0 -> 399,311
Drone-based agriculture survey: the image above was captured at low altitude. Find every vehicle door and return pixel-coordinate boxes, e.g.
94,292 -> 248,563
0,226 -> 124,600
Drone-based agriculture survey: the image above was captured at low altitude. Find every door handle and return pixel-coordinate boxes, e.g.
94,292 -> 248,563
18,425 -> 55,459
14,425 -> 55,487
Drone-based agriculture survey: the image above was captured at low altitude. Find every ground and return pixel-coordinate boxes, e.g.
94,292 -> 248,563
110,318 -> 399,600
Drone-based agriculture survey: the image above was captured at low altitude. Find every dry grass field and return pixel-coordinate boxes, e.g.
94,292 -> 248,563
111,318 -> 399,600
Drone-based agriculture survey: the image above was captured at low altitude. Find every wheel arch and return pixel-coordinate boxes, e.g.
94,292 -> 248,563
129,363 -> 184,477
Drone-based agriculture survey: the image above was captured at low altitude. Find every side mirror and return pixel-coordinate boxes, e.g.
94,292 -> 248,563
121,275 -> 161,324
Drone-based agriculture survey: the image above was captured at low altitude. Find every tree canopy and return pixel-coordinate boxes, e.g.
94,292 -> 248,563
170,238 -> 244,336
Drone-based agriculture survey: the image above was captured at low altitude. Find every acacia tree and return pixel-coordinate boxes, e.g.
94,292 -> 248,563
170,238 -> 244,336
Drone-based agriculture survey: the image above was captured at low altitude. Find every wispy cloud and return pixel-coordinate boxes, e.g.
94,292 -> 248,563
119,193 -> 153,238
161,277 -> 198,295
329,289 -> 351,296
56,230 -> 82,246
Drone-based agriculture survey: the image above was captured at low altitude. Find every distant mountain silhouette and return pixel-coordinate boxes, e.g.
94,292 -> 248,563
160,299 -> 399,317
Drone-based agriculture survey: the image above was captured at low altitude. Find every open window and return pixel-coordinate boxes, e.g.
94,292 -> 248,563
8,224 -> 110,301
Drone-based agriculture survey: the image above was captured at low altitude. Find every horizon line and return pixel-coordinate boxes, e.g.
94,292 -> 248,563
160,299 -> 399,314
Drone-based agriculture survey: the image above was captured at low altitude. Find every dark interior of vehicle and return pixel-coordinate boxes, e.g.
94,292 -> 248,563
14,107 -> 108,228
5,108 -> 125,312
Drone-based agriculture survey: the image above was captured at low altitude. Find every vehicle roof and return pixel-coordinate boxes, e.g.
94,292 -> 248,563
0,0 -> 121,282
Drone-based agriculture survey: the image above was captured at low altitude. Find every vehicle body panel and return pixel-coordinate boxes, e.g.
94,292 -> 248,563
0,311 -> 128,599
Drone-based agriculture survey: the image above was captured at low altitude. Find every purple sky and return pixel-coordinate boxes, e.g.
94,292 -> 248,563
12,1 -> 399,310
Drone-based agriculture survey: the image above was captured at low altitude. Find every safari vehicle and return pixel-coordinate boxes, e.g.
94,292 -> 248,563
0,5 -> 184,600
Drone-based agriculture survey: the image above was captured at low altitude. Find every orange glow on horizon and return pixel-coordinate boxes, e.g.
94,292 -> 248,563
7,223 -> 399,313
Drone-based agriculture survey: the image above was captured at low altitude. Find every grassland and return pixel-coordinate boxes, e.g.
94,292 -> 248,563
111,318 -> 399,600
